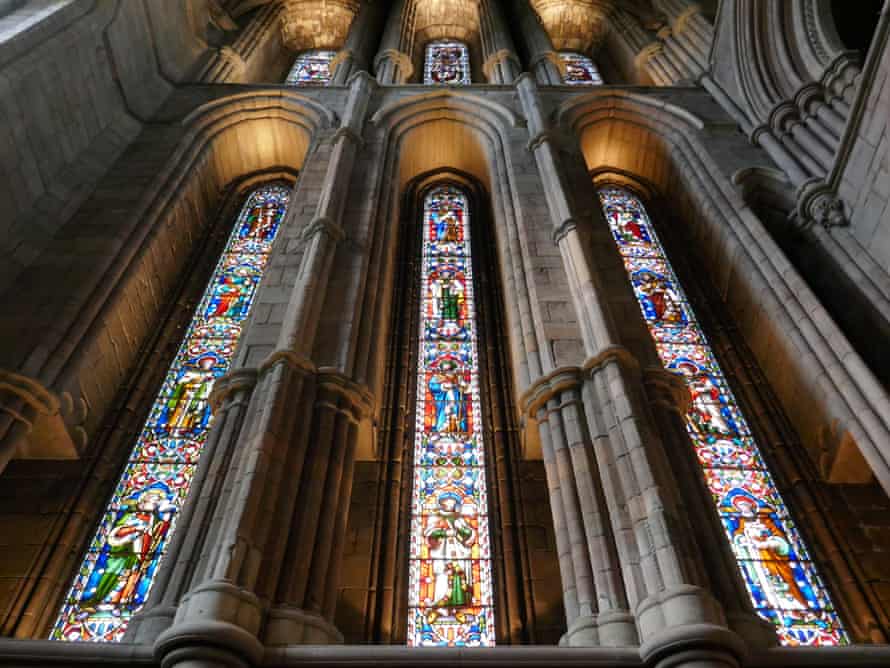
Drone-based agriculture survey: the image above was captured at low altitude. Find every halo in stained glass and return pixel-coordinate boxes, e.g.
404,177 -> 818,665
424,40 -> 471,85
285,49 -> 336,85
596,185 -> 848,647
51,183 -> 291,642
559,52 -> 602,85
407,185 -> 495,647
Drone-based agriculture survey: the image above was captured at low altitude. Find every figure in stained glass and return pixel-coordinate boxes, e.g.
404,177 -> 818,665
409,185 -> 494,647
424,40 -> 471,85
427,364 -> 470,433
634,269 -> 687,325
723,492 -> 811,611
596,185 -> 847,646
80,485 -> 175,609
285,50 -> 336,86
154,355 -> 218,437
54,184 -> 291,642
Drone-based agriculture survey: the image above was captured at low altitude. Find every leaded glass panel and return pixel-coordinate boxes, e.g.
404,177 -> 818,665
407,186 -> 495,646
424,40 -> 471,85
286,50 -> 336,85
597,186 -> 847,647
52,184 -> 291,642
560,52 -> 602,85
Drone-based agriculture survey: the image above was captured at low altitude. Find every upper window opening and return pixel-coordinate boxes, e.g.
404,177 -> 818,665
285,49 -> 337,86
424,39 -> 471,85
559,52 -> 602,85
51,183 -> 292,642
407,185 -> 495,646
597,185 -> 848,647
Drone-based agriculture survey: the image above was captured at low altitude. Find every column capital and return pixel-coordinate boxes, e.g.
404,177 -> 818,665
520,365 -> 584,417
316,368 -> 375,421
0,368 -> 84,468
643,367 -> 692,415
482,49 -> 522,82
581,345 -> 641,377
373,49 -> 414,82
208,367 -> 258,413
795,179 -> 849,229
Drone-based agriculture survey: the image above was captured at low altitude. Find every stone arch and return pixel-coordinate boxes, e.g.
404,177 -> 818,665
356,90 -> 549,401
558,90 -> 890,642
320,90 -> 566,643
2,91 -> 330,638
558,90 -> 890,494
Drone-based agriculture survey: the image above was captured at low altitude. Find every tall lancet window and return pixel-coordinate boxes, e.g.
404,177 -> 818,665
559,52 -> 602,85
597,186 -> 848,647
285,49 -> 337,85
408,185 -> 495,646
51,184 -> 291,642
424,40 -> 471,85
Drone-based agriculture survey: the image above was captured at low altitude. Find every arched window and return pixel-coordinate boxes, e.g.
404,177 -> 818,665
408,185 -> 494,646
597,186 -> 847,647
424,40 -> 471,85
559,52 -> 602,85
285,49 -> 337,85
51,183 -> 292,642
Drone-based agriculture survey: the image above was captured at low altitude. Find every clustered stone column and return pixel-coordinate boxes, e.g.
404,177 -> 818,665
374,0 -> 414,84
511,0 -> 562,85
522,368 -> 635,646
198,1 -> 282,83
330,0 -> 388,84
517,73 -> 748,666
145,73 -> 377,668
479,0 -> 521,84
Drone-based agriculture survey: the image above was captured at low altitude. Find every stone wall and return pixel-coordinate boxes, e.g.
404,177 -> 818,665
840,31 -> 890,274
0,0 -> 210,287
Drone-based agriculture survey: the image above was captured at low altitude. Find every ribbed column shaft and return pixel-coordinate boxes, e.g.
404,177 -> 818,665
374,0 -> 413,84
331,0 -> 388,84
512,0 -> 562,85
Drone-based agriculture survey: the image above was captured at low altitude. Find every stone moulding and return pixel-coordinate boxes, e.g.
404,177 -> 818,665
553,90 -> 890,503
370,88 -> 526,129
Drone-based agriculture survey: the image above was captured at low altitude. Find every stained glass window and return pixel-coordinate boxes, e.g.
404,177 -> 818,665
559,52 -> 602,85
51,184 -> 291,642
597,186 -> 848,647
424,40 -> 471,85
285,49 -> 336,85
408,185 -> 495,646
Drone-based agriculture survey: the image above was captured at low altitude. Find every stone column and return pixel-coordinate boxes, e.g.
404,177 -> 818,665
198,1 -> 281,83
479,0 -> 521,84
653,0 -> 712,69
374,0 -> 414,84
517,74 -> 743,665
331,0 -> 388,84
512,0 -> 562,85
608,8 -> 664,85
151,73 -> 376,666
524,368 -> 635,647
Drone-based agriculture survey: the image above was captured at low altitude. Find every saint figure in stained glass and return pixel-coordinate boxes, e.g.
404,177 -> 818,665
285,50 -> 336,85
596,185 -> 847,647
52,184 -> 291,643
424,40 -> 471,85
408,185 -> 494,647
